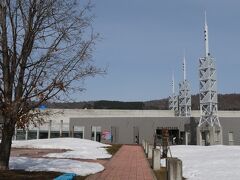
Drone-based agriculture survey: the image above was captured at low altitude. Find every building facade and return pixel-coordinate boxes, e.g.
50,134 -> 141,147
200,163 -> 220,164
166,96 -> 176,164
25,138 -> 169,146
4,109 -> 240,146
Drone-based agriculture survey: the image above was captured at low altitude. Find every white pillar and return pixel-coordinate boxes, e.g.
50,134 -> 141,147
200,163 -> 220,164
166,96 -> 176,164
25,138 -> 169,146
143,140 -> 146,150
145,141 -> 149,154
25,129 -> 28,140
60,120 -> 63,137
185,132 -> 188,145
94,127 -> 97,141
37,126 -> 40,139
82,127 -> 85,139
218,127 -> 223,145
148,145 -> 153,159
167,158 -> 183,180
197,126 -> 203,146
48,120 -> 52,139
152,148 -> 161,170
142,139 -> 145,148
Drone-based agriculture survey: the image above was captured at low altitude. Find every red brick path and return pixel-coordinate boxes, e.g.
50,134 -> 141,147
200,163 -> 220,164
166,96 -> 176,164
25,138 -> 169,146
86,145 -> 154,180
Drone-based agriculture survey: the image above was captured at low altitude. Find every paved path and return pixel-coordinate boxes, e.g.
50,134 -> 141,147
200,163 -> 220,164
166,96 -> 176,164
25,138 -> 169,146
86,145 -> 154,180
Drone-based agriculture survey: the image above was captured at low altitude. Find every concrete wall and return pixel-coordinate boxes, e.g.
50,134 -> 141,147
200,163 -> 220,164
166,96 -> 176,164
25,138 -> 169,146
70,115 -> 240,145
220,117 -> 240,145
9,109 -> 240,146
70,117 -> 189,144
183,117 -> 240,145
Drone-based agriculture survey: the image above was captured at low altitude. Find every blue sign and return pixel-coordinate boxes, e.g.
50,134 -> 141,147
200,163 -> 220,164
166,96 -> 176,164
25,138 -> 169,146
39,105 -> 47,110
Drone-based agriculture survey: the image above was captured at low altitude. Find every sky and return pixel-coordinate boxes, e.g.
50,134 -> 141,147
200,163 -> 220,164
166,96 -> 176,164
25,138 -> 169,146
75,0 -> 240,101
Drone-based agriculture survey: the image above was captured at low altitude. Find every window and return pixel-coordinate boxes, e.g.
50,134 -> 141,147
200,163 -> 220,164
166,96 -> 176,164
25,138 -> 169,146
215,130 -> 221,142
228,132 -> 234,145
91,126 -> 101,142
73,126 -> 85,139
16,130 -> 26,140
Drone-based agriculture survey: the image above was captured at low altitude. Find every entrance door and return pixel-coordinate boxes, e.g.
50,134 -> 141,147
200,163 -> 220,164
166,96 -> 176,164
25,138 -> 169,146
111,126 -> 118,143
201,130 -> 210,146
91,126 -> 101,142
133,126 -> 139,144
96,132 -> 101,142
155,128 -> 180,145
168,129 -> 179,145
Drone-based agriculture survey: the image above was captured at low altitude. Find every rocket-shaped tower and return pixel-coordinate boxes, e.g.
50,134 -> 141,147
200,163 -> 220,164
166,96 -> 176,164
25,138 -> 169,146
178,53 -> 191,117
197,12 -> 222,145
169,72 -> 179,116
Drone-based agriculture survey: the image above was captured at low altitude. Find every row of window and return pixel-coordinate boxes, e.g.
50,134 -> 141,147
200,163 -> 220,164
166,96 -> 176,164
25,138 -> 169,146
14,126 -> 102,142
12,128 -> 238,145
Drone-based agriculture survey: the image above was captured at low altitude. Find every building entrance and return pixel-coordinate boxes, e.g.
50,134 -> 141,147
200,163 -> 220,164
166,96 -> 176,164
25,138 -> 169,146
156,127 -> 180,145
133,126 -> 139,144
91,126 -> 101,142
111,126 -> 119,143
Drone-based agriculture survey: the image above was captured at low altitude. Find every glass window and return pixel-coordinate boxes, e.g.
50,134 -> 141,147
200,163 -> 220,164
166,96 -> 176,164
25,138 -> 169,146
228,132 -> 234,145
228,132 -> 234,141
16,130 -> 26,140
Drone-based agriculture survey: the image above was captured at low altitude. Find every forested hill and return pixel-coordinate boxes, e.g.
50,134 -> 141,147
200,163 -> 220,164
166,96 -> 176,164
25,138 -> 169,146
46,94 -> 240,110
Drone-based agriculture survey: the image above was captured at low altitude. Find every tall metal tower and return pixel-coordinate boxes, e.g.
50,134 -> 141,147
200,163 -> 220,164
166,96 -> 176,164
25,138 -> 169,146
169,73 -> 179,116
179,53 -> 191,117
197,12 -> 222,145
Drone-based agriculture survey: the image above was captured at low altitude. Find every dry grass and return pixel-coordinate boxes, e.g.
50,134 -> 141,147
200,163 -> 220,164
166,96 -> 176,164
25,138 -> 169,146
154,167 -> 167,180
105,144 -> 122,155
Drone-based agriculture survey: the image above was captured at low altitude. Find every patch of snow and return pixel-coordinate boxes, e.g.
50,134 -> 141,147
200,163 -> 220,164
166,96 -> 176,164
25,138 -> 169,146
170,145 -> 240,180
12,138 -> 112,159
10,157 -> 104,176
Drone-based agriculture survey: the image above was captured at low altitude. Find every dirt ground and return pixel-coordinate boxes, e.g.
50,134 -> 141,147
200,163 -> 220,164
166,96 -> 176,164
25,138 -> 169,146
11,147 -> 112,166
11,148 -> 68,158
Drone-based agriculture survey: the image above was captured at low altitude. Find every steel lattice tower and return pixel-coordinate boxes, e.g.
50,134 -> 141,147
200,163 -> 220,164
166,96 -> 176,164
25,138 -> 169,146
179,54 -> 191,117
169,73 -> 179,116
197,12 -> 222,145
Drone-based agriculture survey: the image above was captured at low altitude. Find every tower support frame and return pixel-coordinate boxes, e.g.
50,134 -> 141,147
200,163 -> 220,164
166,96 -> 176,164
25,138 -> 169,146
197,13 -> 222,145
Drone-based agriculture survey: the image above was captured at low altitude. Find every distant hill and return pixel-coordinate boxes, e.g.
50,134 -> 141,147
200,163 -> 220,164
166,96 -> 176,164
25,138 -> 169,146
45,93 -> 240,110
144,94 -> 240,110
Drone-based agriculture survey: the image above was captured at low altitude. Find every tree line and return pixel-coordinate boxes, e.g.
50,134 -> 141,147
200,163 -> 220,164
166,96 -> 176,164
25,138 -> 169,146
45,93 -> 240,110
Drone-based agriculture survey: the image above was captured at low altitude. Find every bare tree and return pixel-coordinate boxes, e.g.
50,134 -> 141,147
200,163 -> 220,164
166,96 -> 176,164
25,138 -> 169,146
0,0 -> 103,170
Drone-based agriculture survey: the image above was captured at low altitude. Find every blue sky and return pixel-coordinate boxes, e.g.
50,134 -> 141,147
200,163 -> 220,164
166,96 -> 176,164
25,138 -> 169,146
75,0 -> 240,101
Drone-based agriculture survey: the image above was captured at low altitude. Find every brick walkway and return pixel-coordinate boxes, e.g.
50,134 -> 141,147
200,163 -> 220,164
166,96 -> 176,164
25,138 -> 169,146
86,145 -> 154,180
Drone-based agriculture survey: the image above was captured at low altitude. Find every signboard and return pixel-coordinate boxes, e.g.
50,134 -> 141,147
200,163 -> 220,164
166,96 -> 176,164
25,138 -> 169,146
102,130 -> 111,140
39,105 -> 47,111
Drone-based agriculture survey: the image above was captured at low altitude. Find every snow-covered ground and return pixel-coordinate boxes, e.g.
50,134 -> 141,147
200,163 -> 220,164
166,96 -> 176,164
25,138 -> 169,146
10,157 -> 104,176
10,138 -> 112,176
10,139 -> 240,179
170,145 -> 240,180
12,138 -> 112,159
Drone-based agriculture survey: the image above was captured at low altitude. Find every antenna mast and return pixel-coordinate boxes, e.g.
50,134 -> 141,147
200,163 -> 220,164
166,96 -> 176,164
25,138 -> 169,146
179,52 -> 191,117
169,72 -> 178,116
197,12 -> 222,145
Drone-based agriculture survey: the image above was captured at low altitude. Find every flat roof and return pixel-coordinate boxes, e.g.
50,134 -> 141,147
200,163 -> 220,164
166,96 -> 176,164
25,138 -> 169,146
46,109 -> 240,118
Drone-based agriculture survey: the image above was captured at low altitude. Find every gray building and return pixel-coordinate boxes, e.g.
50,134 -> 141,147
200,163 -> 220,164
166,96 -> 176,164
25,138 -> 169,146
69,111 -> 239,146
7,109 -> 240,146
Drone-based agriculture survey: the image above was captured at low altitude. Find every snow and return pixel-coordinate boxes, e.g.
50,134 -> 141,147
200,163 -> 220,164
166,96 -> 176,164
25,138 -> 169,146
10,157 -> 104,176
10,138 -> 112,176
12,138 -> 112,159
10,139 -> 240,179
169,145 -> 240,180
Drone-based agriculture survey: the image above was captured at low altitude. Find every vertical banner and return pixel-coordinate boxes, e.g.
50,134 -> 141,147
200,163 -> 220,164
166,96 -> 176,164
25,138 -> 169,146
102,130 -> 111,140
